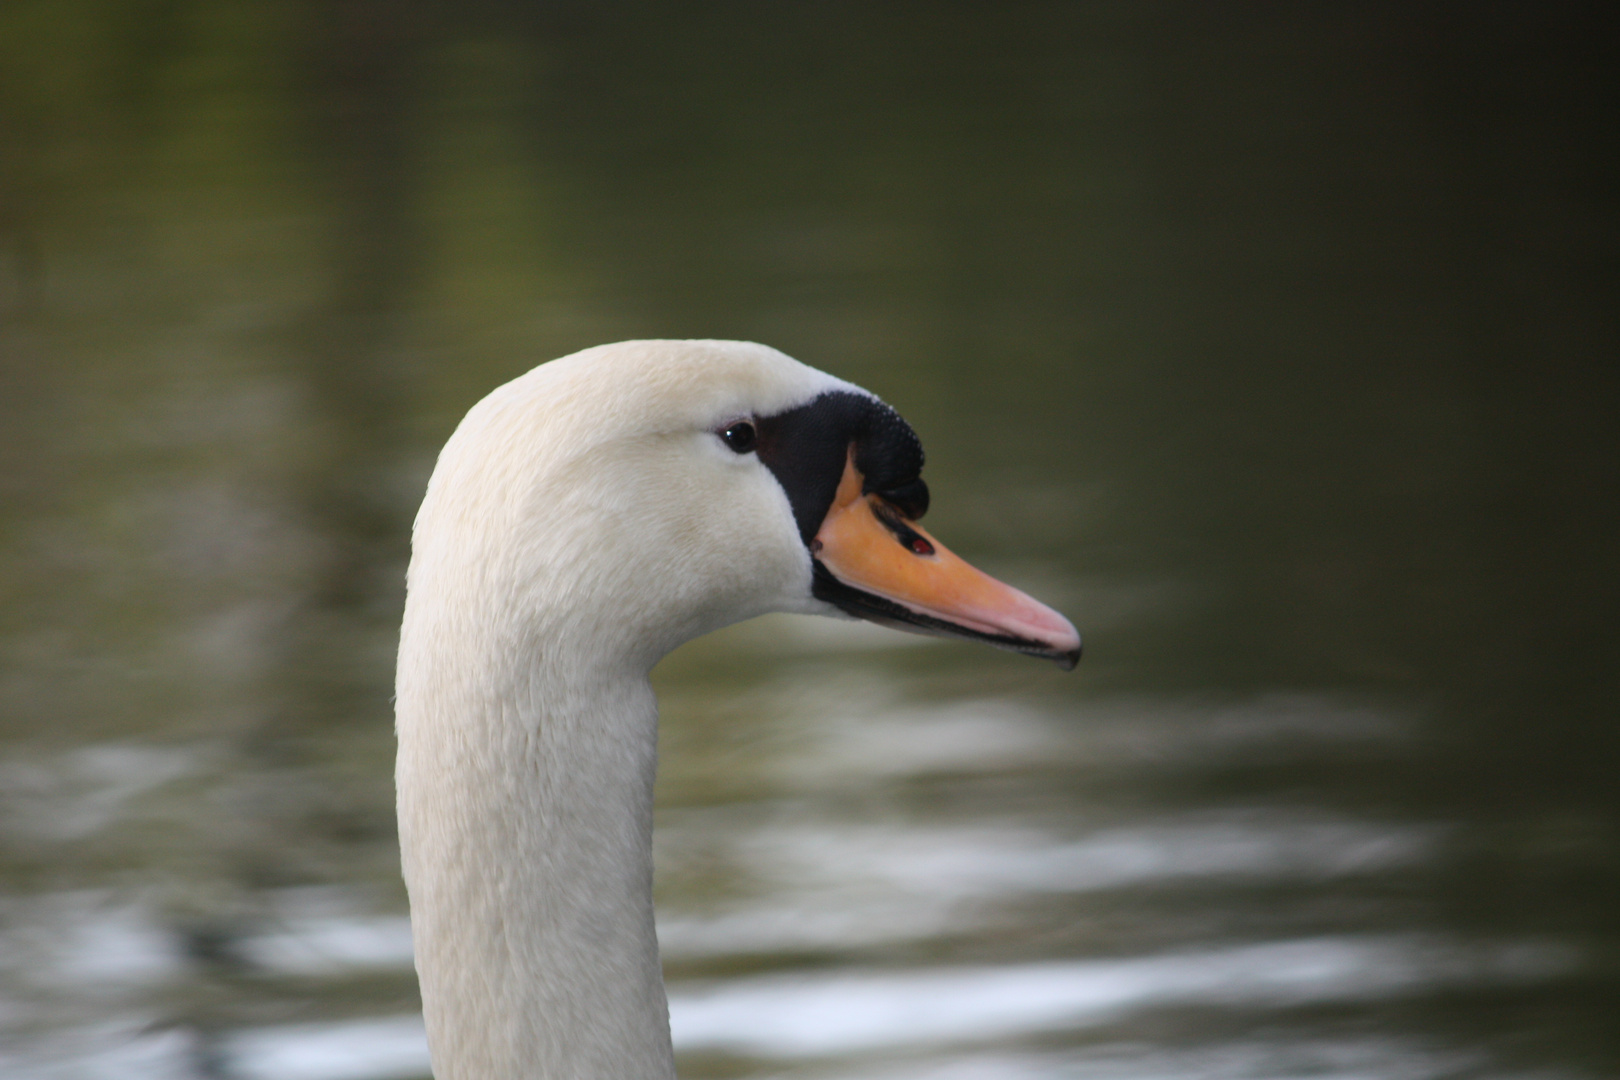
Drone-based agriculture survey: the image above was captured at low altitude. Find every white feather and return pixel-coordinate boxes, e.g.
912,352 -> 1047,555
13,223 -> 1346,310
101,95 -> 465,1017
396,340 -> 864,1078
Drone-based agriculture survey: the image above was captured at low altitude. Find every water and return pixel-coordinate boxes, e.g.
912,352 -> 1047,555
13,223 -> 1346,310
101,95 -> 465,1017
1,4 -> 1616,1078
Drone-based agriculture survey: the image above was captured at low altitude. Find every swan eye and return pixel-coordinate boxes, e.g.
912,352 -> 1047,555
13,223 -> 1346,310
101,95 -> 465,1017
720,421 -> 758,454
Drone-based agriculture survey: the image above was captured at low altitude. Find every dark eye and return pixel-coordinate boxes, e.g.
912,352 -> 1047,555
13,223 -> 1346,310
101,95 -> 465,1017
720,421 -> 757,454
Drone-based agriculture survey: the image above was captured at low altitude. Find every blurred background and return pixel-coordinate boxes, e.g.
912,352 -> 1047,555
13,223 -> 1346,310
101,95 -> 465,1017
1,3 -> 1616,1078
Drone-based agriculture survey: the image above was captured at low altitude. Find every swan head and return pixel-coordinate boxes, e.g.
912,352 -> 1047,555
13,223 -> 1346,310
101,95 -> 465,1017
409,339 -> 1079,674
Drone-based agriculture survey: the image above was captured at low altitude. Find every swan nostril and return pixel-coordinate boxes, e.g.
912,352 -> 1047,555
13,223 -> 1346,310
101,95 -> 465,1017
869,498 -> 936,556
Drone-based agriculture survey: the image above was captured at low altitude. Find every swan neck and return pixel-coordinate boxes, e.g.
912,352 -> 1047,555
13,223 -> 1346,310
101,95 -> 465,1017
396,644 -> 674,1079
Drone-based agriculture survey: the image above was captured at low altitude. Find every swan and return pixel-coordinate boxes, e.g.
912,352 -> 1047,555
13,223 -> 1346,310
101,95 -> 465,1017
395,340 -> 1080,1079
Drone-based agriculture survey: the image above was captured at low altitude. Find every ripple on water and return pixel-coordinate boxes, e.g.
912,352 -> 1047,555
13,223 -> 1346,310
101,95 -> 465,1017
0,695 -> 1584,1079
6,933 -> 1566,1080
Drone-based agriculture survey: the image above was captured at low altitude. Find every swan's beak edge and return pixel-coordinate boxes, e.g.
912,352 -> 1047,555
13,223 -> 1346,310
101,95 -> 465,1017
809,456 -> 1081,669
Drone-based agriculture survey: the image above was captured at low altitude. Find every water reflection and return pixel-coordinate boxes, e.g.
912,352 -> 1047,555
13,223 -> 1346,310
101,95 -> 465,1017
668,936 -> 1572,1059
7,931 -> 1572,1078
753,1038 -> 1490,1080
5,1027 -> 1506,1080
233,889 -> 413,977
224,1017 -> 428,1080
655,810 -> 1443,960
0,690 -> 1593,1077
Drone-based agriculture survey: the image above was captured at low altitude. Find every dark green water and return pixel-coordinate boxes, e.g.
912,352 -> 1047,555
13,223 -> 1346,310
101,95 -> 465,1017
1,4 -> 1615,1078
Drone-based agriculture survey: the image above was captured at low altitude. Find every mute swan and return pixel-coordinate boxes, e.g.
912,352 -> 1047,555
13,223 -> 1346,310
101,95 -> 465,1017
396,340 -> 1079,1078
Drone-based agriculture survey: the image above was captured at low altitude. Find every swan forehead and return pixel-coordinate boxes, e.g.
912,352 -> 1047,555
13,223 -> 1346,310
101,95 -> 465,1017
499,339 -> 868,439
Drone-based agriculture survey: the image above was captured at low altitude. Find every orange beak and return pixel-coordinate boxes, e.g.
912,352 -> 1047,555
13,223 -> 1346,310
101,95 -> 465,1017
811,453 -> 1081,668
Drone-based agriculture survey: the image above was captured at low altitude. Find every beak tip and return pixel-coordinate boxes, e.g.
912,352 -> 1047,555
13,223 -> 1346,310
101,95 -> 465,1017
1009,607 -> 1080,671
1037,613 -> 1081,671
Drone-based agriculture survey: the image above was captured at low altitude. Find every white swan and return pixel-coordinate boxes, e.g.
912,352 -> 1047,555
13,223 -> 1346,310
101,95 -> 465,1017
395,340 -> 1079,1079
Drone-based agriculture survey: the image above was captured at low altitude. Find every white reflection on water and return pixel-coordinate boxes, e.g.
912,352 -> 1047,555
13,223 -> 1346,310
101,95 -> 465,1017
754,1036 -> 1486,1080
0,745 -> 198,843
767,693 -> 1404,789
697,813 -> 1434,895
0,1023 -> 197,1080
812,816 -> 1437,893
0,694 -> 1560,1079
665,935 -> 1571,1058
0,810 -> 1438,992
235,888 -> 414,976
655,811 -> 1439,958
0,925 -> 1572,1079
224,1016 -> 432,1080
237,914 -> 415,976
187,934 -> 1568,1080
0,892 -> 181,998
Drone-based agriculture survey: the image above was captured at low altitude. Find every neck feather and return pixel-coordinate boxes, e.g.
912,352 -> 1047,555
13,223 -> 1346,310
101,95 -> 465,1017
396,603 -> 675,1079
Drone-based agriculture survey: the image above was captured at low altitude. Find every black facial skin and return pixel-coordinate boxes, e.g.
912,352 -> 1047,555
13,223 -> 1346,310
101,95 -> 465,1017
753,391 -> 928,544
750,390 -> 1079,669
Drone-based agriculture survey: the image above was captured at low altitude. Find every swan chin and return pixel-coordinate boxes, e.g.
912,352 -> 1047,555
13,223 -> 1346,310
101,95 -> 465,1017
395,340 -> 1079,1078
